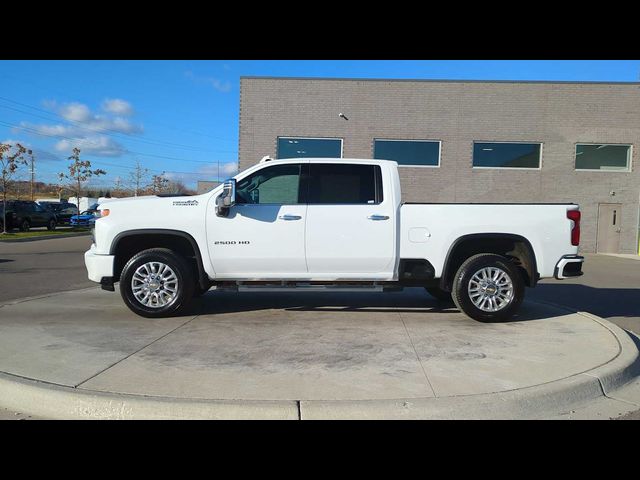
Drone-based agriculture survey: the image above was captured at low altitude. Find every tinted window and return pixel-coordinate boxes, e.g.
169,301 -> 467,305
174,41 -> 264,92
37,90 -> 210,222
473,142 -> 541,168
575,144 -> 631,171
236,164 -> 302,205
277,137 -> 342,159
374,139 -> 440,166
308,164 -> 381,204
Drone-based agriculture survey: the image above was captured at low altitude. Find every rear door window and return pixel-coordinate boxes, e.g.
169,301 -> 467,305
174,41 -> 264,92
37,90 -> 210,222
308,164 -> 382,204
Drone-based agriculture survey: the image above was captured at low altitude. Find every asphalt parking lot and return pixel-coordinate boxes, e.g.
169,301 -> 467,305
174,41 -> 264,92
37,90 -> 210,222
0,235 -> 93,303
0,236 -> 639,419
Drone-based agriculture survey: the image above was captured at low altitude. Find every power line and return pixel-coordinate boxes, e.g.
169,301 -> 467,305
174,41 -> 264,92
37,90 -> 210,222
0,122 -> 233,184
0,119 -> 236,166
0,73 -> 240,142
0,97 -> 238,155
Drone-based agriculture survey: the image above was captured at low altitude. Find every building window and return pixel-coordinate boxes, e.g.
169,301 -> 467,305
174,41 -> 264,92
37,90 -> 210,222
373,139 -> 441,167
277,137 -> 342,159
472,142 -> 542,169
575,144 -> 632,171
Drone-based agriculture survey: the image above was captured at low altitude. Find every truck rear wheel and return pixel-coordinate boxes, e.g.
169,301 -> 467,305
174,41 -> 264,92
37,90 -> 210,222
451,253 -> 524,322
119,248 -> 195,318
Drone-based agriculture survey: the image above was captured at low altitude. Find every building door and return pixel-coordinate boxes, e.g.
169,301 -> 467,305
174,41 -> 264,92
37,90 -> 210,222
596,203 -> 622,253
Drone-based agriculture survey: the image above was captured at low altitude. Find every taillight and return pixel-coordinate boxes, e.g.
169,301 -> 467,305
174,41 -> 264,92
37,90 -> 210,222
567,210 -> 581,246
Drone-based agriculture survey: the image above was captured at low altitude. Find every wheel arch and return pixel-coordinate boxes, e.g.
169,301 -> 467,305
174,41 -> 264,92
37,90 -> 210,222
110,229 -> 209,289
439,233 -> 539,291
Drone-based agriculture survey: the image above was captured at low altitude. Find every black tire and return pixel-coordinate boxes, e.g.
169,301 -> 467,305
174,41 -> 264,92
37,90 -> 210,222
451,253 -> 524,322
20,219 -> 30,232
425,286 -> 453,304
47,219 -> 56,231
119,248 -> 195,318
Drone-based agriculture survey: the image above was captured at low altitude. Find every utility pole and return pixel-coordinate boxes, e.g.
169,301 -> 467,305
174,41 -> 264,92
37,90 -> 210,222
30,152 -> 35,201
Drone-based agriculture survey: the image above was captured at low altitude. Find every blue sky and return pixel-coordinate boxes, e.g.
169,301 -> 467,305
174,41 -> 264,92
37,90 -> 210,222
1,60 -> 639,190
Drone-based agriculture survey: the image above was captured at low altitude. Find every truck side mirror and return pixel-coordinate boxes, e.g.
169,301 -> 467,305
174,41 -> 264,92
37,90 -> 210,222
215,179 -> 236,217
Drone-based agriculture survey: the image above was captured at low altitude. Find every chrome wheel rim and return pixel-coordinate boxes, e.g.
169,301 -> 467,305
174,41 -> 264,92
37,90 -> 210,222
468,266 -> 513,312
131,262 -> 179,308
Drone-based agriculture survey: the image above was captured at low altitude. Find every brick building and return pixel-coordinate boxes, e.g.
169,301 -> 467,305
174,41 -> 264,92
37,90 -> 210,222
238,77 -> 640,254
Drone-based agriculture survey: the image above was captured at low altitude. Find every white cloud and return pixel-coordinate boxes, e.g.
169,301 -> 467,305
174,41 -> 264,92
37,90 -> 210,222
185,70 -> 232,93
196,162 -> 237,178
1,139 -> 61,162
2,138 -> 29,148
59,102 -> 92,122
54,136 -> 126,157
164,162 -> 238,186
17,99 -> 143,158
102,98 -> 134,116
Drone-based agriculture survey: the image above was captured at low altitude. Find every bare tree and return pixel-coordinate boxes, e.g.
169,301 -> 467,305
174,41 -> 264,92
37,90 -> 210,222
1,142 -> 29,234
166,179 -> 195,195
149,172 -> 170,195
129,160 -> 149,197
58,148 -> 107,216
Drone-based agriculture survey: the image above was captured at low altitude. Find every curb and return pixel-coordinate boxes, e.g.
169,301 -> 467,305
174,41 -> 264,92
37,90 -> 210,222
0,232 -> 91,243
0,303 -> 638,419
0,372 -> 298,420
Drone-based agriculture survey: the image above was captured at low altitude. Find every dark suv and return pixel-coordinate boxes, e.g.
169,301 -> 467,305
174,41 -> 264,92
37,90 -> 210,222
39,202 -> 78,225
0,200 -> 57,232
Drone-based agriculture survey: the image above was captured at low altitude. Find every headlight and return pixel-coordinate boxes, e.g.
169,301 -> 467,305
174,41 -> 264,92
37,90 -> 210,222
95,208 -> 110,219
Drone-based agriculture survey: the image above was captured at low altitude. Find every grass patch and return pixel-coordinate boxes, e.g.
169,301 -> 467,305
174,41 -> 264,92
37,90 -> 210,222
0,228 -> 90,240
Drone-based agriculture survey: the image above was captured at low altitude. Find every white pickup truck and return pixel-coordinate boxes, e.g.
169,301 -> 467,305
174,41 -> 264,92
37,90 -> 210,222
84,158 -> 584,322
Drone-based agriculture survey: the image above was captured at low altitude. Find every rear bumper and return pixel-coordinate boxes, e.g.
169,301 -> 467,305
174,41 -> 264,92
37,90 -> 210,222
84,244 -> 115,283
554,254 -> 584,280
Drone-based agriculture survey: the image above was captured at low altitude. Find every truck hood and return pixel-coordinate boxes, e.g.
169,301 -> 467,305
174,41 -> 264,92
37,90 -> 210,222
101,194 -> 205,213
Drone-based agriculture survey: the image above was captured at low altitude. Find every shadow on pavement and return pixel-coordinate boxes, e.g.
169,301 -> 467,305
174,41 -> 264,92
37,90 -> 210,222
531,284 -> 640,320
179,288 -> 563,322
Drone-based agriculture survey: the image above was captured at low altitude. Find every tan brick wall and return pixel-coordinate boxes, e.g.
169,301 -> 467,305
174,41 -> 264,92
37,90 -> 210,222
239,78 -> 640,254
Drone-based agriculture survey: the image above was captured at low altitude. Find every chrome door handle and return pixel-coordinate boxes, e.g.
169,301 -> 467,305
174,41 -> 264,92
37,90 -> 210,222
279,214 -> 302,220
367,214 -> 389,221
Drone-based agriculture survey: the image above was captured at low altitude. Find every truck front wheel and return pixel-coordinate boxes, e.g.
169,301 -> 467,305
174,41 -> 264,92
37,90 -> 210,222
119,248 -> 195,318
451,253 -> 524,322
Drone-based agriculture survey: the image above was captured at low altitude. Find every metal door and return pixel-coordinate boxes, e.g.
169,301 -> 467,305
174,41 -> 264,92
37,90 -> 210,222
596,203 -> 622,253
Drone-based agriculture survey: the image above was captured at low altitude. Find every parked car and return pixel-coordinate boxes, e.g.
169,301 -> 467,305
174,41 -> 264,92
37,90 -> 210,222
0,200 -> 57,232
85,157 -> 584,321
70,209 -> 98,227
39,202 -> 79,225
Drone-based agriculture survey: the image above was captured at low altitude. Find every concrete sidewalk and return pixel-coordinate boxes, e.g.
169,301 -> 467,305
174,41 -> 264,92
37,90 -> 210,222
0,287 -> 639,419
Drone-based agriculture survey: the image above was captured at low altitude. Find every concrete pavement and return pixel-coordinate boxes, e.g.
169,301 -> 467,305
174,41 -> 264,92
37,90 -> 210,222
2,241 -> 639,419
0,286 -> 639,419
